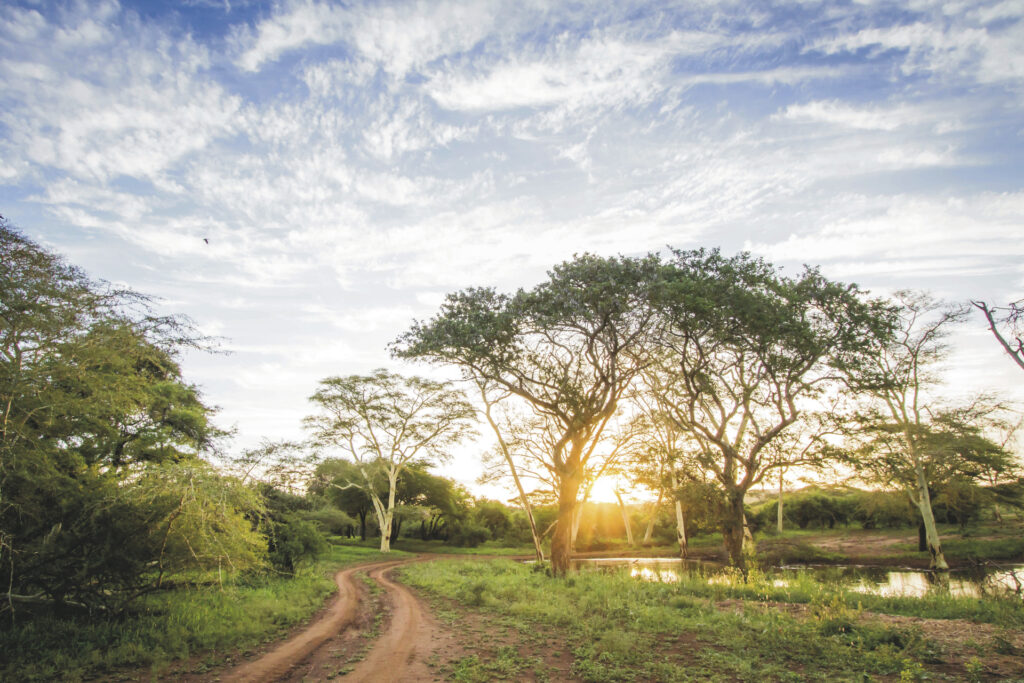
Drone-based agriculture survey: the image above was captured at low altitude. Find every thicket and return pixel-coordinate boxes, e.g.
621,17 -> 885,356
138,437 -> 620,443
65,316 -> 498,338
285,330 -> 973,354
0,221 -> 326,619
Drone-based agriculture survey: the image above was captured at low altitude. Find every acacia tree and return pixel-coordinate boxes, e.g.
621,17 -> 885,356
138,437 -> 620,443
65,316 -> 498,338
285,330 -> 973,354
304,369 -> 475,552
972,299 -> 1024,372
847,292 -> 1013,569
646,249 -> 886,572
394,254 -> 662,575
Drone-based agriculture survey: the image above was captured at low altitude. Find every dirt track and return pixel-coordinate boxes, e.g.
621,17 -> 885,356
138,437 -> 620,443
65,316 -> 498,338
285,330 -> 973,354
221,557 -> 439,682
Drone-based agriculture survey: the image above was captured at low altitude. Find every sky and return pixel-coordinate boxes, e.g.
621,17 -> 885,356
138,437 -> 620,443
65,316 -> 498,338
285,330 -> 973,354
2,0 -> 1023,501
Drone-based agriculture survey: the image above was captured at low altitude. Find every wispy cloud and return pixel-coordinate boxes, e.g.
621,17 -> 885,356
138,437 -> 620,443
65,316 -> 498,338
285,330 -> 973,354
2,0 -> 1023,460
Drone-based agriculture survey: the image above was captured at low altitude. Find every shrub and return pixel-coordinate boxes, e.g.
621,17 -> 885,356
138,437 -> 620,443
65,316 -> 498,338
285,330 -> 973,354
448,521 -> 490,547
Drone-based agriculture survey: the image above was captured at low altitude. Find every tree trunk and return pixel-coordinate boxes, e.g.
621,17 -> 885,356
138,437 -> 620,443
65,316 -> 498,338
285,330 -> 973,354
359,510 -> 367,541
478,384 -> 545,563
918,521 -> 927,552
551,469 -> 582,577
642,489 -> 663,545
914,467 -> 948,570
614,489 -> 634,546
722,490 -> 750,575
674,497 -> 688,559
669,471 -> 688,559
380,509 -> 392,552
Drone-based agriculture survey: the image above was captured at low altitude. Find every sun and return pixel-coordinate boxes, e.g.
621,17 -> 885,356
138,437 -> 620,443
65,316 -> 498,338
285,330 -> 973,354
587,475 -> 628,504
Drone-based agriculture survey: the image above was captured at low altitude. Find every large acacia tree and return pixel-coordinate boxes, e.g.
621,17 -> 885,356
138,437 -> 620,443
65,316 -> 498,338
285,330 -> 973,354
394,254 -> 662,575
304,369 -> 475,552
646,249 -> 887,572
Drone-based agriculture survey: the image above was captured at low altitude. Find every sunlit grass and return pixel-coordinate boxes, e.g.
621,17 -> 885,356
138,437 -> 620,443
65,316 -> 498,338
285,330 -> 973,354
0,544 -> 404,682
400,558 -> 1024,680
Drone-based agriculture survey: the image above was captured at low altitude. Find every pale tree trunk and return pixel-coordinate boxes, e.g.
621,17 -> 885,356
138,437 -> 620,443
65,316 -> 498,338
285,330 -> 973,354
642,489 -> 663,544
551,468 -> 583,577
368,493 -> 390,552
674,497 -> 688,559
378,471 -> 399,553
572,482 -> 594,550
522,498 -> 545,563
914,465 -> 948,570
477,385 -> 544,562
614,488 -> 634,546
669,471 -> 687,558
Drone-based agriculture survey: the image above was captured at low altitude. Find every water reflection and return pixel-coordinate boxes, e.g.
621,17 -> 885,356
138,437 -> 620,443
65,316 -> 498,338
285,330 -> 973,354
569,557 -> 1024,598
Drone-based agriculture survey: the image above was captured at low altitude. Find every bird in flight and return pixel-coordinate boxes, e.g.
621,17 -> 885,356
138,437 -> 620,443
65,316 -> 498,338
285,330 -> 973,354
203,238 -> 209,244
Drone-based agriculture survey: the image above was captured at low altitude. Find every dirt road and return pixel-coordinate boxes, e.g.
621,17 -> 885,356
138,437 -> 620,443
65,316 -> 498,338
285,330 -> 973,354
221,557 -> 441,682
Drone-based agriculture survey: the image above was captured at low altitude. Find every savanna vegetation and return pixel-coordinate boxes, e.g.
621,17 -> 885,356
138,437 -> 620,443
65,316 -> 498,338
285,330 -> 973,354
4,215 -> 1024,681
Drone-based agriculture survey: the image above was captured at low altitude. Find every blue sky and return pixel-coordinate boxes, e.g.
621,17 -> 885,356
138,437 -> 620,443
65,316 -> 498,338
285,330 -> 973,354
3,0 -> 1023,495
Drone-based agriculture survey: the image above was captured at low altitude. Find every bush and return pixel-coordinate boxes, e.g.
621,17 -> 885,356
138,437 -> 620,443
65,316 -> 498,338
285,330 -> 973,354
302,507 -> 357,536
447,521 -> 490,547
853,491 -> 917,529
268,516 -> 328,573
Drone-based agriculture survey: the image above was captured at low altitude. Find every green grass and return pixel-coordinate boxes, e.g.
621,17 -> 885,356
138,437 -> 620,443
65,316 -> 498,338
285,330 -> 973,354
400,558 -> 1024,681
0,544 -> 406,682
330,536 -> 538,556
391,538 -> 538,555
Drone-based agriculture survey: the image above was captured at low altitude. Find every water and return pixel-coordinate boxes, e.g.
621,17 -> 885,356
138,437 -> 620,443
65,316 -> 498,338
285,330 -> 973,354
568,557 -> 1024,598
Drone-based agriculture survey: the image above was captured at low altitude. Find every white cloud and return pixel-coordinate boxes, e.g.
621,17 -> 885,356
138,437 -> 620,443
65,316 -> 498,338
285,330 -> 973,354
427,31 -> 716,112
744,193 -> 1024,280
235,0 -> 497,76
0,4 -> 239,185
776,100 -> 928,131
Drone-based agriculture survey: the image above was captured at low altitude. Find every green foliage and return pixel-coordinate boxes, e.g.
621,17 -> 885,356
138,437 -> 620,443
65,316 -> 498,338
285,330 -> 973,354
0,221 -> 251,614
304,369 -> 476,551
268,515 -> 328,574
133,463 -> 267,581
448,521 -> 491,548
302,506 -> 357,536
0,543 -> 398,681
394,253 -> 666,571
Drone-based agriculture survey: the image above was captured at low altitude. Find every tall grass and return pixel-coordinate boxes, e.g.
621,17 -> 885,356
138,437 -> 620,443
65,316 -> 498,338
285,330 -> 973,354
0,543 -> 403,682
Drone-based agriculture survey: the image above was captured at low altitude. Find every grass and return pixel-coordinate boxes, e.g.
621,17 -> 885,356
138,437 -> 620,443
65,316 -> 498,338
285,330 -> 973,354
331,536 -> 538,556
0,543 -> 406,682
399,557 -> 1024,681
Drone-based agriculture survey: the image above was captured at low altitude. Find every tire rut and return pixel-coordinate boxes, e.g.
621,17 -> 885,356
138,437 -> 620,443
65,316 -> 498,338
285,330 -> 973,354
221,559 -> 412,683
342,562 -> 436,682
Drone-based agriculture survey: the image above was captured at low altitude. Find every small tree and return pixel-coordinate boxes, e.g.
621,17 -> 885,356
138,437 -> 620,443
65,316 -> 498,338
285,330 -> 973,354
852,403 -> 1014,546
844,292 -> 1007,569
304,369 -> 475,552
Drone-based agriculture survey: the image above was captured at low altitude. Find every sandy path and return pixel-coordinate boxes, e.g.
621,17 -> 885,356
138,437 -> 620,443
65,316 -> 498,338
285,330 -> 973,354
342,562 -> 442,682
221,559 -> 408,683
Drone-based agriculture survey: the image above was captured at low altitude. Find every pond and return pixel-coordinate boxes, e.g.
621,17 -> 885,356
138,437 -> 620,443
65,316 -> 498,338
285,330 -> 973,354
567,557 -> 1024,599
